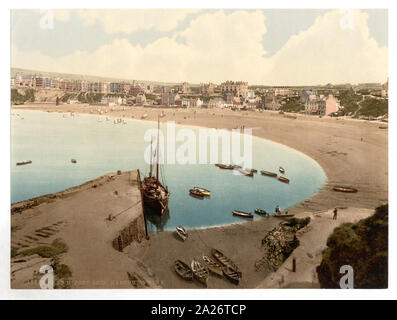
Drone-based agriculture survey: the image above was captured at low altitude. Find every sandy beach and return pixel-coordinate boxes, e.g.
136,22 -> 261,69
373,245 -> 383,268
11,103 -> 388,288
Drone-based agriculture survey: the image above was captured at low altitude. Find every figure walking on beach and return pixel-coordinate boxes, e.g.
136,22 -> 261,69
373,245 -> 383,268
333,207 -> 338,220
275,205 -> 281,215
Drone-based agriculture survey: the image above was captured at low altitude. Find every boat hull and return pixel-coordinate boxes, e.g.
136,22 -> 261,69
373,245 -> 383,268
174,260 -> 193,282
278,176 -> 290,184
260,170 -> 277,177
232,210 -> 253,219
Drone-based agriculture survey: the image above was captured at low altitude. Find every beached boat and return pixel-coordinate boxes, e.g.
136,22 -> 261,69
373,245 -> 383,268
332,186 -> 358,193
274,213 -> 295,218
254,208 -> 267,216
16,160 -> 32,166
174,260 -> 193,282
237,168 -> 254,177
222,266 -> 240,285
176,225 -> 188,241
211,249 -> 241,277
202,255 -> 223,277
279,166 -> 285,174
193,187 -> 211,196
71,159 -> 77,164
232,210 -> 254,219
139,119 -> 170,215
278,176 -> 290,184
189,189 -> 205,199
260,170 -> 278,177
247,168 -> 258,173
215,163 -> 234,170
191,258 -> 209,286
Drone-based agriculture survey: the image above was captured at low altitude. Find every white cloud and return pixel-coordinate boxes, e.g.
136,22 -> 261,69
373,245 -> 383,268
77,9 -> 199,34
266,9 -> 388,85
12,9 -> 388,85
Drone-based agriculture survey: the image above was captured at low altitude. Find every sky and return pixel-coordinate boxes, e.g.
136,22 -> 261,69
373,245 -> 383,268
11,9 -> 388,85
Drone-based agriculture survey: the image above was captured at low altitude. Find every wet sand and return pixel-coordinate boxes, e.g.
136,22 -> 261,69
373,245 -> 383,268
12,103 -> 388,288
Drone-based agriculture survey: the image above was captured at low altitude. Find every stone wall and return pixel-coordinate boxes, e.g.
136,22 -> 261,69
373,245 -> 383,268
112,213 -> 147,252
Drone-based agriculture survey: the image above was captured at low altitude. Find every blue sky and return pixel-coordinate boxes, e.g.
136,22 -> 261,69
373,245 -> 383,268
11,9 -> 388,85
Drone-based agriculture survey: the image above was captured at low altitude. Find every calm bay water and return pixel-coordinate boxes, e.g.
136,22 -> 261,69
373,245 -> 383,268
11,109 -> 326,231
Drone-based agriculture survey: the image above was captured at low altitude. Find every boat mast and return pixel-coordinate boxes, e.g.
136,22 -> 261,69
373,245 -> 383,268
156,117 -> 160,186
149,137 -> 153,178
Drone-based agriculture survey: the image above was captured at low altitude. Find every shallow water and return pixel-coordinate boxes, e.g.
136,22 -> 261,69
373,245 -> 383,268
11,109 -> 326,231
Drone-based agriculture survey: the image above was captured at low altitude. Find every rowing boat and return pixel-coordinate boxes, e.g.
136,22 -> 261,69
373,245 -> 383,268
202,255 -> 223,277
176,225 -> 188,241
232,210 -> 254,219
237,168 -> 254,177
215,164 -> 234,170
333,186 -> 358,193
254,208 -> 267,216
189,189 -> 205,199
278,176 -> 290,184
16,160 -> 32,166
260,170 -> 278,177
193,187 -> 211,196
211,248 -> 242,277
174,260 -> 193,282
279,166 -> 285,174
191,258 -> 209,286
222,266 -> 240,285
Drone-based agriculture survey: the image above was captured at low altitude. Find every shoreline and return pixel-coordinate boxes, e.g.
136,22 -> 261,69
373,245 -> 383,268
12,103 -> 388,214
11,103 -> 388,288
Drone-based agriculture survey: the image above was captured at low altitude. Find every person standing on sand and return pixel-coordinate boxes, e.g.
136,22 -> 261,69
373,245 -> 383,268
333,207 -> 338,220
275,205 -> 281,214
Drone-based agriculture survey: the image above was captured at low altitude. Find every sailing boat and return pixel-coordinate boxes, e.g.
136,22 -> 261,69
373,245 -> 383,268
140,118 -> 170,215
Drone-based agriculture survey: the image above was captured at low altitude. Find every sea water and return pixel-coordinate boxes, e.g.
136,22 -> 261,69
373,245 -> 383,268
11,109 -> 326,231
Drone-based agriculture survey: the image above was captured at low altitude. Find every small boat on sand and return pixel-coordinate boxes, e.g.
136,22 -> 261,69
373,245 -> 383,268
202,255 -> 223,277
279,166 -> 285,174
215,164 -> 234,170
260,170 -> 278,177
254,208 -> 267,216
278,176 -> 290,184
232,210 -> 253,219
191,258 -> 209,286
16,160 -> 32,166
176,225 -> 188,241
274,213 -> 295,218
189,189 -> 205,199
222,266 -> 240,285
71,159 -> 77,164
193,187 -> 210,196
237,168 -> 254,177
332,186 -> 358,193
211,249 -> 241,277
174,260 -> 193,282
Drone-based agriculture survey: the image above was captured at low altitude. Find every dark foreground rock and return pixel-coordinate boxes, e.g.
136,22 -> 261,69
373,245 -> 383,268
255,217 -> 311,273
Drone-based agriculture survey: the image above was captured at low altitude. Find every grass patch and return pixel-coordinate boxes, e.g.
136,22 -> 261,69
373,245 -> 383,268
356,97 -> 388,118
51,256 -> 72,289
20,238 -> 68,258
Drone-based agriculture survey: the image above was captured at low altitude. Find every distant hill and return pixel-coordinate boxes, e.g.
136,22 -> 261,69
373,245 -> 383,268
11,68 -> 182,87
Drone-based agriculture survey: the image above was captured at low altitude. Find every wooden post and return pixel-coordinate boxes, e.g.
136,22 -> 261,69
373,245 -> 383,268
292,258 -> 296,272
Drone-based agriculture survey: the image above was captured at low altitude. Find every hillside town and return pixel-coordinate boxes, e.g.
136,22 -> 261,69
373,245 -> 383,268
11,72 -> 388,119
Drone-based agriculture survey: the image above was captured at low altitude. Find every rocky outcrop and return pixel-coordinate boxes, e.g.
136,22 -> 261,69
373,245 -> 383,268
255,217 -> 311,273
